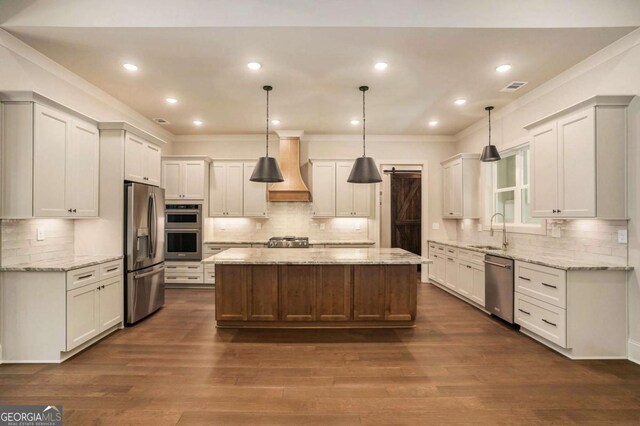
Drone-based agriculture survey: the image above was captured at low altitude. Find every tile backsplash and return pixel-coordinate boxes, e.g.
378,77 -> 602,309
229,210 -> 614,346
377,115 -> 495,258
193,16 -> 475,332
1,219 -> 75,266
205,202 -> 370,242
457,219 -> 628,265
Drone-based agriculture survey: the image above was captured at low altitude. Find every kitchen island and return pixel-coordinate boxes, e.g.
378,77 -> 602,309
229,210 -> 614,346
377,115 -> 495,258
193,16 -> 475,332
203,248 -> 431,328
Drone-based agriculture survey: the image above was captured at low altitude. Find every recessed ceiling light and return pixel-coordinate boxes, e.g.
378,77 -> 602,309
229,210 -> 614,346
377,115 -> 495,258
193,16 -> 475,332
166,97 -> 178,104
454,98 -> 467,106
374,62 -> 388,71
193,120 -> 203,126
496,64 -> 512,73
247,62 -> 262,70
350,119 -> 360,125
122,63 -> 138,72
271,119 -> 280,125
429,120 -> 439,127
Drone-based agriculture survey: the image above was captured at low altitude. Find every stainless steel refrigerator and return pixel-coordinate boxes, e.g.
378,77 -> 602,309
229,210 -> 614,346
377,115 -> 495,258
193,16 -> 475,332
124,182 -> 166,324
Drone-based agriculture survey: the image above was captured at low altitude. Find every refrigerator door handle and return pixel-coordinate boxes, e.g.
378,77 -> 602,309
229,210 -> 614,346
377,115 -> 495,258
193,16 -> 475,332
148,193 -> 156,258
133,265 -> 165,280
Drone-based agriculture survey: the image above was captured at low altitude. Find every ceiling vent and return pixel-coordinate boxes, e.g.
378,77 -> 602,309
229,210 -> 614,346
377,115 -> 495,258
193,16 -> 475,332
152,118 -> 170,124
500,81 -> 528,92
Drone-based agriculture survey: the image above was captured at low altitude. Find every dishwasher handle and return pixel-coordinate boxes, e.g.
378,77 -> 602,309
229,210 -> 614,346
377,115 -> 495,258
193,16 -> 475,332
483,260 -> 512,270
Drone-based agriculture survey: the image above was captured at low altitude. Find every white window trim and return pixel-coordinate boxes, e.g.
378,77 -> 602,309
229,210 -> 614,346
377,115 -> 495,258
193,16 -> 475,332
480,139 -> 547,236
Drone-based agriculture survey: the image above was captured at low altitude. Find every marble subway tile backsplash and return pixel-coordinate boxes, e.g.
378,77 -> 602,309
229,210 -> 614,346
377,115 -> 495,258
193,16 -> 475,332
458,219 -> 628,265
205,202 -> 369,241
1,219 -> 75,266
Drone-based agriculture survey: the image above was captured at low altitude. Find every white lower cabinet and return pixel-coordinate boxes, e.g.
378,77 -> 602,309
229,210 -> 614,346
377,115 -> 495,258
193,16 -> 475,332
201,243 -> 254,286
164,261 -> 204,286
428,243 -> 485,311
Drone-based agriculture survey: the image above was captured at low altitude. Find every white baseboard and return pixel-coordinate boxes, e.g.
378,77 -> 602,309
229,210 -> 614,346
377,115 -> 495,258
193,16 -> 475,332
629,339 -> 640,365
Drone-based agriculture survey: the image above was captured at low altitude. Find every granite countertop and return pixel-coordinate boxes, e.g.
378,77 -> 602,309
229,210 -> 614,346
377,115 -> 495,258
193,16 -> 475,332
0,255 -> 123,272
204,239 -> 376,246
203,248 -> 430,265
428,240 -> 632,271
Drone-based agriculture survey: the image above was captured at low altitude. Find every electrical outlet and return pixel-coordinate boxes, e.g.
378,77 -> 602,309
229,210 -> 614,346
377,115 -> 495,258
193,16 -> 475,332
551,226 -> 561,238
255,223 -> 262,230
460,222 -> 465,230
37,228 -> 45,241
618,229 -> 628,244
477,223 -> 482,232
432,222 -> 440,230
355,222 -> 361,231
320,223 -> 325,230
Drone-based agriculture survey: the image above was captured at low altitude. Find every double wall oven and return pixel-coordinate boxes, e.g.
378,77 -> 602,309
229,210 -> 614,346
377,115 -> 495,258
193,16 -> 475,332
165,204 -> 202,261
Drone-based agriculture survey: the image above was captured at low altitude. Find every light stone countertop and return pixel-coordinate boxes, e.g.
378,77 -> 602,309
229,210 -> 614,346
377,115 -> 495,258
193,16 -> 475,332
429,240 -> 632,271
203,248 -> 429,265
0,255 -> 123,272
203,239 -> 375,246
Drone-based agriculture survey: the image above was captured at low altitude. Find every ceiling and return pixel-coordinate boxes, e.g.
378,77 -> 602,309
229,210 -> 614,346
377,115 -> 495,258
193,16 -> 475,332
1,2 -> 637,136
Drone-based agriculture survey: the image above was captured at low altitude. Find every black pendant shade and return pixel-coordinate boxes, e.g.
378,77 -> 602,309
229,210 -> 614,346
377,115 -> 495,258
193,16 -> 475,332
480,106 -> 501,162
250,85 -> 284,183
348,86 -> 382,184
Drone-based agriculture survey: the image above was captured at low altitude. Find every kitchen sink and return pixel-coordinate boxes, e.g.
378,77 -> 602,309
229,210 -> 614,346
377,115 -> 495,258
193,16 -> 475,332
468,244 -> 502,250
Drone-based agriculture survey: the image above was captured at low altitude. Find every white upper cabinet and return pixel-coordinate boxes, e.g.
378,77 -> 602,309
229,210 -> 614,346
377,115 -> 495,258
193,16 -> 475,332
311,161 -> 336,217
526,96 -> 632,219
243,163 -> 268,217
310,160 -> 373,218
161,157 -> 210,200
209,161 -> 244,217
1,99 -> 99,218
125,133 -> 161,186
440,154 -> 479,219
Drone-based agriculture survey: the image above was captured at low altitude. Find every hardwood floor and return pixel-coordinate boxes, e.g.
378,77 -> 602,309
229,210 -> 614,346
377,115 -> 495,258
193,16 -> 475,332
2,283 -> 640,425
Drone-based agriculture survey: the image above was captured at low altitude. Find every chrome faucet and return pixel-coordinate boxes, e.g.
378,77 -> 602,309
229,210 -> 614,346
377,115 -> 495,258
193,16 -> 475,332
490,212 -> 509,250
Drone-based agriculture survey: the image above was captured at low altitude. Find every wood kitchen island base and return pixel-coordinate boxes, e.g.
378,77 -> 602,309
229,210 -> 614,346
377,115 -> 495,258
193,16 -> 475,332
214,264 -> 418,328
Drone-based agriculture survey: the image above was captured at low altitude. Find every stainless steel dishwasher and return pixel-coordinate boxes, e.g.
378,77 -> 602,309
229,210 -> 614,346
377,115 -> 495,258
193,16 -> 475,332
484,254 -> 515,323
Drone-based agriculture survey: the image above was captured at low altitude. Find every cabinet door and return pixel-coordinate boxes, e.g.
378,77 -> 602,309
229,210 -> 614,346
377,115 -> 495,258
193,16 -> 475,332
353,265 -> 386,320
124,134 -> 146,183
311,162 -> 336,217
457,262 -> 473,298
183,161 -> 205,199
33,104 -> 70,217
530,123 -> 559,217
215,265 -> 248,321
66,283 -> 100,350
209,163 -> 226,216
450,160 -> 463,217
471,266 -> 485,307
442,164 -> 452,217
144,143 -> 162,186
436,255 -> 446,284
335,162 -> 354,216
444,257 -> 458,291
67,120 -> 99,217
247,266 -> 278,321
557,108 -> 596,217
162,161 -> 183,198
352,181 -> 372,217
428,253 -> 438,282
279,265 -> 316,321
385,265 -> 416,321
316,265 -> 352,321
99,277 -> 123,331
243,163 -> 268,217
225,163 -> 244,216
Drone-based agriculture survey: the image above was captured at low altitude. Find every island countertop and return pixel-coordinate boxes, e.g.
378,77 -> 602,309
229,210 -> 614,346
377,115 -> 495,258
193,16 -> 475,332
203,247 -> 431,265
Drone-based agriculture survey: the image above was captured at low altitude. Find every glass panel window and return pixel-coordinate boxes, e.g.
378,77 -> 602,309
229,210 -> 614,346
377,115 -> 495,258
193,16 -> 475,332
496,155 -> 516,189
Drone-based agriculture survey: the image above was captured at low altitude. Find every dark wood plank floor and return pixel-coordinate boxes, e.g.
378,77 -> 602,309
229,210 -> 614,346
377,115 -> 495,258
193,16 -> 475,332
2,284 -> 640,425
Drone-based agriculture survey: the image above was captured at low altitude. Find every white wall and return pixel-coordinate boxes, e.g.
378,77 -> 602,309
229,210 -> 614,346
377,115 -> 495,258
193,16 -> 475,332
455,28 -> 640,358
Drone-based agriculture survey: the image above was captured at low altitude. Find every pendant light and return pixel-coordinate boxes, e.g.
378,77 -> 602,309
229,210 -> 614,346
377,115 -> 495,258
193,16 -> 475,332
480,106 -> 501,162
348,86 -> 382,183
250,85 -> 284,182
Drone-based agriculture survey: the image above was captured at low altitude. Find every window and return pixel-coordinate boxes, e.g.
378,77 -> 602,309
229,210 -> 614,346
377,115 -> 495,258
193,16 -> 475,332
492,147 -> 541,227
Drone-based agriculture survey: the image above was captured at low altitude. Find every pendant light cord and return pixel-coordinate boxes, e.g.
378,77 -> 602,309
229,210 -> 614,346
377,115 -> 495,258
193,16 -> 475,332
488,107 -> 491,147
362,88 -> 366,157
265,88 -> 270,157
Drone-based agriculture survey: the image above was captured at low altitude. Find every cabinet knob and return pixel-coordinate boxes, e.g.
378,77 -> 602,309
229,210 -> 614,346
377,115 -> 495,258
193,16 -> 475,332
68,209 -> 72,213
553,209 -> 557,213
449,212 -> 453,215
72,209 -> 77,213
557,209 -> 561,213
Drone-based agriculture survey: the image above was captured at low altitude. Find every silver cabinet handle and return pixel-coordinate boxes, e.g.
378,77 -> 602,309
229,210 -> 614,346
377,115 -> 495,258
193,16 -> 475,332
483,260 -> 512,269
134,265 -> 165,279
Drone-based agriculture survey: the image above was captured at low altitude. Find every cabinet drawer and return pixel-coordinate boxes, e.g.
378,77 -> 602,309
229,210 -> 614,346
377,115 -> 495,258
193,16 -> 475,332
67,265 -> 100,291
100,260 -> 122,280
164,273 -> 204,284
515,261 -> 566,308
515,292 -> 567,348
165,262 -> 203,274
458,249 -> 484,265
204,269 -> 216,284
444,246 -> 458,257
434,244 -> 445,253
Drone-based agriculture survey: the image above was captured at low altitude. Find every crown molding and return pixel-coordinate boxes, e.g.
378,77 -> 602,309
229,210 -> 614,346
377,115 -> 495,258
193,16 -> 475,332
174,133 -> 455,143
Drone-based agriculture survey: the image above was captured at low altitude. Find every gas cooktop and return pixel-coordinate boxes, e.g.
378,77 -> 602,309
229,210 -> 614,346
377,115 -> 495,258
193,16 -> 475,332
267,236 -> 309,248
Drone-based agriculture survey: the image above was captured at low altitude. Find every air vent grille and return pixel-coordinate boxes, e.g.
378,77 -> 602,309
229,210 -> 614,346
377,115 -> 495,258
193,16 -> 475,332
500,81 -> 528,92
153,118 -> 170,124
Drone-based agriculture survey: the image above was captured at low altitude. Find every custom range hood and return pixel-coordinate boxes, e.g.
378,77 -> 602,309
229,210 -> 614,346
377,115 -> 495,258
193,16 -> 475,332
268,130 -> 311,202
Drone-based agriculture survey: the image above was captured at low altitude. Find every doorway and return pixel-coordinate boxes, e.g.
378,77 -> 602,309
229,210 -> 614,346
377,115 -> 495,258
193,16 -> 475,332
389,168 -> 422,256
